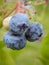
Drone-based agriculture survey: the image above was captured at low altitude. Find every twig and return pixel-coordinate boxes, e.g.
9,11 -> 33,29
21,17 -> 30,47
3,4 -> 17,19
34,1 -> 46,5
21,5 -> 37,14
1,6 -> 7,14
3,1 -> 37,19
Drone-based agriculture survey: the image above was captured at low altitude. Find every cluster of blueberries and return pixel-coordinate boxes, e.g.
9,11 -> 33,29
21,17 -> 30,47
3,13 -> 43,50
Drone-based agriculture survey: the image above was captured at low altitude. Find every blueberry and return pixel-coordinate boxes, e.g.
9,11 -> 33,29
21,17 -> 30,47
3,31 -> 26,50
25,22 -> 43,42
9,13 -> 30,35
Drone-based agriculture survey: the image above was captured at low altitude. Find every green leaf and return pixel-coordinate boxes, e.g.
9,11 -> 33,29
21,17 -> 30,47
0,0 -> 3,5
0,27 -> 7,41
34,4 -> 45,15
0,49 -> 16,65
0,41 -> 5,49
40,33 -> 49,60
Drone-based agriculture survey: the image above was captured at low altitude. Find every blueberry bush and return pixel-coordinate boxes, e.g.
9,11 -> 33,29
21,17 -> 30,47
0,0 -> 49,65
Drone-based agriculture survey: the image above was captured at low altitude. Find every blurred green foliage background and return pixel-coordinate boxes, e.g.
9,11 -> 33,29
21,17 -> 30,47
0,0 -> 49,65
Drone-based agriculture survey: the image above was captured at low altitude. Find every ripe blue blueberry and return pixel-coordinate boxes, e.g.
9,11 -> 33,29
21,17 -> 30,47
9,13 -> 30,35
3,31 -> 26,50
25,22 -> 43,42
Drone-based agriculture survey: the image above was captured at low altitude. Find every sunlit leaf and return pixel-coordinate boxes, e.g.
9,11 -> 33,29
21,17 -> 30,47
40,33 -> 49,60
0,49 -> 16,65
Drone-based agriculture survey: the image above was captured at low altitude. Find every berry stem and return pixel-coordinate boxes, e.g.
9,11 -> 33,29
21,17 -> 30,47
3,1 -> 37,19
3,4 -> 17,19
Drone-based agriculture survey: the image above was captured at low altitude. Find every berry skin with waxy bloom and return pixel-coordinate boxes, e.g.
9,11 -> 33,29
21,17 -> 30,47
25,22 -> 43,42
3,31 -> 26,50
9,13 -> 30,35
